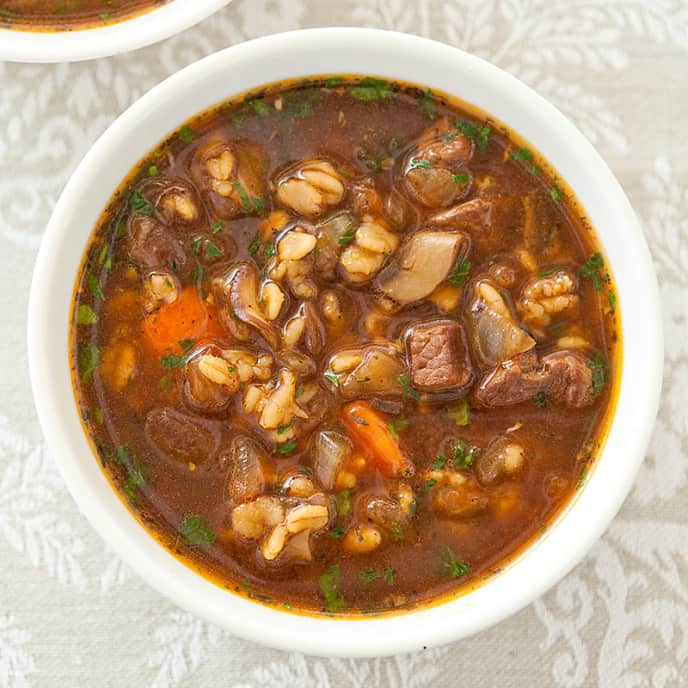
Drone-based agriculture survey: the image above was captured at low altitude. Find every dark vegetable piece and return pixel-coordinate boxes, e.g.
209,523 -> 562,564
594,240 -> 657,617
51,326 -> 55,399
226,435 -> 270,503
145,407 -> 221,465
310,430 -> 352,491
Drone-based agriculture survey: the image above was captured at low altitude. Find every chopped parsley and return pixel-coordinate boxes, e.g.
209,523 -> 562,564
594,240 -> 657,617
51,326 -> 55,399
87,274 -> 105,301
436,545 -> 470,579
589,352 -> 608,394
324,77 -> 344,87
386,415 -> 409,441
432,454 -> 447,470
452,173 -> 470,184
205,241 -> 223,258
509,147 -> 534,161
250,98 -> 271,116
148,164 -> 158,176
608,292 -> 617,311
160,354 -> 185,369
129,189 -> 152,215
448,398 -> 470,426
452,440 -> 476,469
76,304 -> 97,325
77,342 -> 100,385
265,243 -> 277,258
448,257 -> 471,288
359,569 -> 381,583
537,264 -> 562,278
329,524 -> 346,539
349,77 -> 391,101
338,224 -> 357,246
276,420 -> 295,435
453,120 -> 491,153
319,564 -> 346,613
191,236 -> 202,255
111,444 -> 146,501
549,185 -> 562,202
397,374 -> 420,401
179,514 -> 216,549
247,235 -> 262,255
409,158 -> 432,170
177,124 -> 194,143
418,88 -> 436,118
534,392 -> 551,407
579,252 -> 606,291
335,488 -> 352,517
383,568 -> 394,585
392,523 -> 405,539
576,468 -> 587,489
231,180 -> 265,216
420,478 -> 437,496
324,370 -> 340,387
276,440 -> 298,455
210,220 -> 224,234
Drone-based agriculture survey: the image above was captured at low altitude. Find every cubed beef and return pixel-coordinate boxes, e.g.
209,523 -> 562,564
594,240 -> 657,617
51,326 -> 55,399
406,319 -> 474,393
472,350 -> 595,408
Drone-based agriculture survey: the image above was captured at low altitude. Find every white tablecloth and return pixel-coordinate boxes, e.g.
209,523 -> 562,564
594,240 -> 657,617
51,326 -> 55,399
1,1 -> 687,685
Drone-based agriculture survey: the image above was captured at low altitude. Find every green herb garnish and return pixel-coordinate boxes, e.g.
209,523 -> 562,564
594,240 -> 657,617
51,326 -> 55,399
276,420 -> 295,435
397,374 -> 420,401
448,257 -> 471,288
436,545 -> 470,579
177,124 -> 194,143
205,241 -> 223,258
383,568 -> 394,585
452,173 -> 470,184
432,454 -> 447,470
579,252 -> 605,291
386,415 -> 408,441
179,514 -> 216,549
452,440 -> 476,468
87,274 -> 105,301
359,569 -> 381,583
534,392 -> 551,407
210,220 -> 224,234
453,120 -> 491,153
277,440 -> 298,455
349,77 -> 391,101
329,524 -> 346,539
338,224 -> 357,246
549,186 -> 562,202
409,158 -> 432,170
324,371 -> 340,387
334,488 -> 352,517
76,304 -> 97,325
324,77 -> 344,87
77,342 -> 100,385
418,88 -> 436,118
608,292 -> 617,311
448,398 -> 470,426
129,189 -> 152,215
319,564 -> 346,613
589,352 -> 608,394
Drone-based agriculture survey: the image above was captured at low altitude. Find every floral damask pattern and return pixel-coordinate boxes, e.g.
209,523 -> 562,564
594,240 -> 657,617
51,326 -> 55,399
0,0 -> 686,686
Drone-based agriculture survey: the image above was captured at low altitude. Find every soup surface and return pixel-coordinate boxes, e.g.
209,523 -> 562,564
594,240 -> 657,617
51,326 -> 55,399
71,76 -> 619,615
0,0 -> 166,30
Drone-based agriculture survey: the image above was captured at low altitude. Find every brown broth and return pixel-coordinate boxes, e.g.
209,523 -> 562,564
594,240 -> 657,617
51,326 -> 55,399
71,76 -> 620,616
0,0 -> 168,30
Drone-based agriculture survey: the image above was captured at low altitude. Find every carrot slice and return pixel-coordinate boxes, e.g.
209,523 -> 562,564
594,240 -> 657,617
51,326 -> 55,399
143,286 -> 224,354
341,401 -> 415,478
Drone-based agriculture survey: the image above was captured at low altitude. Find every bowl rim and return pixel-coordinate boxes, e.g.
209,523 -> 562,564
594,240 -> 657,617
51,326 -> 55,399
0,0 -> 231,63
27,27 -> 663,657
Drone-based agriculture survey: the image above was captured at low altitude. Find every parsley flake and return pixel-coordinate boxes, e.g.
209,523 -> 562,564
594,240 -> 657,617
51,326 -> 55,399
179,514 -> 216,548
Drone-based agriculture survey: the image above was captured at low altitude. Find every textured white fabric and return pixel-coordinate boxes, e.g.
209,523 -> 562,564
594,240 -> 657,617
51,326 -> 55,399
1,1 -> 687,685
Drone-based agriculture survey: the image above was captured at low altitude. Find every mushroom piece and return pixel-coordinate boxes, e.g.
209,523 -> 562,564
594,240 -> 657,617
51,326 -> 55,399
363,483 -> 415,531
145,407 -> 221,465
275,159 -> 345,218
376,230 -> 466,307
127,214 -> 187,273
401,119 -> 474,208
327,344 -> 407,399
309,430 -> 352,491
189,137 -> 266,220
314,211 -> 356,280
427,198 -> 493,231
212,262 -> 278,349
226,435 -> 271,504
467,280 -> 536,367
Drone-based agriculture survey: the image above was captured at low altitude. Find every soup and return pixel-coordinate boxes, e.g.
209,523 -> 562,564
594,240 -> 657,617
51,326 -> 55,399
0,0 -> 167,30
71,76 -> 619,615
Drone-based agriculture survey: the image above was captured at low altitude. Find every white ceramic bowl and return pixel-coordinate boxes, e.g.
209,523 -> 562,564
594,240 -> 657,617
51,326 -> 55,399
27,28 -> 663,657
0,0 -> 231,63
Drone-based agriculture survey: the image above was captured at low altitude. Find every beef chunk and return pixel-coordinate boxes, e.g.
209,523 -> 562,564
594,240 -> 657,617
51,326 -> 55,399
472,350 -> 595,408
128,214 -> 187,273
407,319 -> 474,393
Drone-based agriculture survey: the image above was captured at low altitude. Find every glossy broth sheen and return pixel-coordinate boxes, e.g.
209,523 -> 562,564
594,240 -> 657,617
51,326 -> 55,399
0,0 -> 166,30
71,77 -> 619,615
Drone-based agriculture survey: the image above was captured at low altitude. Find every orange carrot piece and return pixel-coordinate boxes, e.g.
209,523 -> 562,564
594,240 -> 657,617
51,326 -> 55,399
341,401 -> 415,478
143,286 -> 224,354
